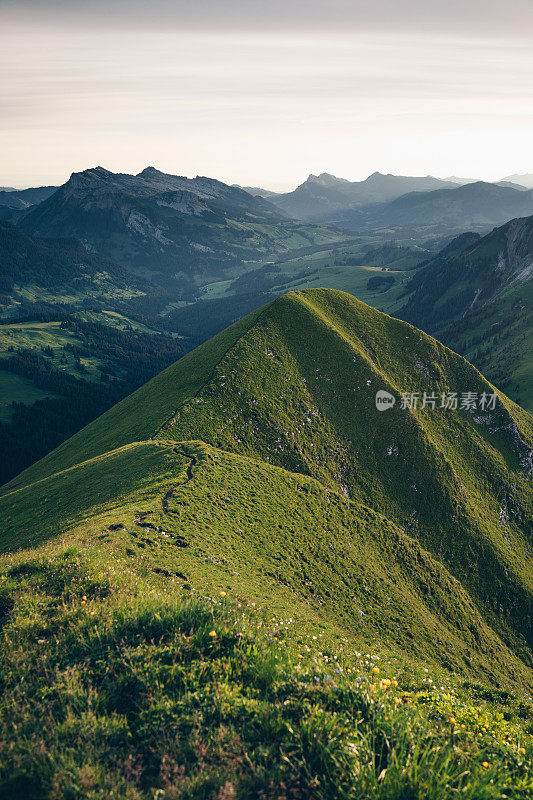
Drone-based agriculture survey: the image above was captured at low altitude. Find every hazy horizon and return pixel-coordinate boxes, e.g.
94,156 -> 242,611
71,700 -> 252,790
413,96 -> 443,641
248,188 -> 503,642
3,166 -> 533,194
1,0 -> 532,188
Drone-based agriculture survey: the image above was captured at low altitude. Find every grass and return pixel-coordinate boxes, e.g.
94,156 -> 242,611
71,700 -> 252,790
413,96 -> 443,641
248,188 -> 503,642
1,438 -> 531,691
151,291 -> 532,662
443,279 -> 533,412
0,321 -> 108,385
0,369 -> 57,421
1,288 -> 532,796
4,290 -> 532,673
0,542 -> 532,799
272,262 -> 412,313
196,239 -> 424,315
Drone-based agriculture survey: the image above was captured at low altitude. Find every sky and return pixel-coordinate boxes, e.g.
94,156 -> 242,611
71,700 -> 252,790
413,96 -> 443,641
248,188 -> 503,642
0,0 -> 532,190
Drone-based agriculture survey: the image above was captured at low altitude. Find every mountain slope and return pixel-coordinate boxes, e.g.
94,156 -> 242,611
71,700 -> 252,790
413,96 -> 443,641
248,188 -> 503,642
0,219 -> 148,296
17,167 -> 344,284
3,450 -> 533,798
270,172 -> 455,221
0,185 -> 58,218
3,289 -> 532,693
442,278 -> 533,412
503,173 -> 533,189
401,215 -> 533,330
400,215 -> 533,409
1,438 -> 531,689
331,182 -> 533,233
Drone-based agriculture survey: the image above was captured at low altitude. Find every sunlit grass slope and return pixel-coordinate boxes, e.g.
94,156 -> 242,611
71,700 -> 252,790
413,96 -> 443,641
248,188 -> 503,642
151,290 -> 533,664
1,437 -> 530,690
2,536 -> 532,799
2,289 -> 532,674
1,288 -> 533,798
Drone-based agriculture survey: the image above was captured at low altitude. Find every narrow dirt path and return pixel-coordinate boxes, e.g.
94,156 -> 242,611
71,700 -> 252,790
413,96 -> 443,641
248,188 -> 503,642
161,451 -> 198,514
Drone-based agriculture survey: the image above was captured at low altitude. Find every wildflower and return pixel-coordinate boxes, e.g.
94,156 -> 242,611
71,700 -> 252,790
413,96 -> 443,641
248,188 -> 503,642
219,591 -> 226,597
209,630 -> 217,638
519,747 -> 526,755
372,666 -> 380,675
482,762 -> 490,769
449,717 -> 456,725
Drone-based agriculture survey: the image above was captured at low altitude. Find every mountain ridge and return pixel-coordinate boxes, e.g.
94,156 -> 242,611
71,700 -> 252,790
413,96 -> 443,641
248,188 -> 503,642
328,182 -> 533,233
268,171 -> 457,221
398,215 -> 533,410
16,166 -> 345,285
3,289 -> 531,692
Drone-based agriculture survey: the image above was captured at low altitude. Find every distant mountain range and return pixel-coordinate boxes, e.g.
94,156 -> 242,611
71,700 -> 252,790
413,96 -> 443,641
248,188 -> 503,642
340,181 -> 533,233
0,185 -> 58,218
502,173 -> 533,189
400,214 -> 533,409
258,171 -> 456,221
6,169 -> 533,243
237,172 -> 533,235
234,184 -> 279,199
15,167 -> 345,288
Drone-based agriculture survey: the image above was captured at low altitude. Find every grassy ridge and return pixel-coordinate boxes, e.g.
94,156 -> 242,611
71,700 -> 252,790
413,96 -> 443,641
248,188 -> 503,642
1,288 -> 533,796
1,500 -> 532,798
3,290 -> 532,673
152,291 -> 533,663
1,438 -> 530,689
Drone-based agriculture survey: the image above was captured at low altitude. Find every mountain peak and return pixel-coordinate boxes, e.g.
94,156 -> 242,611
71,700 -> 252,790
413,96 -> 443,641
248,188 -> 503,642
63,166 -> 117,195
66,166 -> 114,185
306,172 -> 349,187
81,166 -> 114,178
137,166 -> 165,178
501,173 -> 533,189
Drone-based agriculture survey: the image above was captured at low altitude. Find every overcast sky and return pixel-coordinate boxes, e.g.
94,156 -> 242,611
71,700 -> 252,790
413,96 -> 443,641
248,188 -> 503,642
1,0 -> 532,189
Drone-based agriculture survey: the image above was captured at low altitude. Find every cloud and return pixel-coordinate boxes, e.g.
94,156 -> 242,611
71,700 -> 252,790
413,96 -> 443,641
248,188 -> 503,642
2,0 -> 533,38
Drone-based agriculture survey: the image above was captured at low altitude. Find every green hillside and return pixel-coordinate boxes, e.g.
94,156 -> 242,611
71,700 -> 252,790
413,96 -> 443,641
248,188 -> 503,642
3,480 -> 532,798
400,216 -> 533,410
4,287 -> 532,669
442,279 -> 533,412
1,288 -> 532,798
